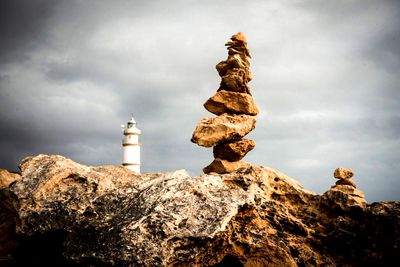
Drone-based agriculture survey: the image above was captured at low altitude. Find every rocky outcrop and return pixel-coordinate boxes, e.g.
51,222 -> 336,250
0,154 -> 399,266
192,32 -> 259,174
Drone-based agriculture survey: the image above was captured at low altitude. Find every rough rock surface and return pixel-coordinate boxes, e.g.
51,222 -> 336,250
191,114 -> 256,147
1,155 -> 399,266
203,158 -> 251,174
322,185 -> 367,208
0,169 -> 20,189
334,167 -> 353,179
216,32 -> 252,94
213,139 -> 256,162
336,178 -> 357,188
204,90 -> 259,116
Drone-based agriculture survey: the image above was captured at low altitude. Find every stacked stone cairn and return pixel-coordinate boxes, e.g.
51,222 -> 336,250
333,168 -> 357,188
191,32 -> 259,174
328,167 -> 366,204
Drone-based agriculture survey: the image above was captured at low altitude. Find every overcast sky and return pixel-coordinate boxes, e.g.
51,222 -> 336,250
0,0 -> 399,202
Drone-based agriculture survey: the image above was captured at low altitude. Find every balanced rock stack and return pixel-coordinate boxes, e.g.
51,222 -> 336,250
334,168 -> 357,188
325,167 -> 367,206
191,32 -> 259,174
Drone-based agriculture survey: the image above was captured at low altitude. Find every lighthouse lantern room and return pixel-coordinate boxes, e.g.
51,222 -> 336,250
122,116 -> 141,173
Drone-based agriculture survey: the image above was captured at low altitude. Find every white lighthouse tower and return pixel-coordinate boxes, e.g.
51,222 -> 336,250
122,116 -> 141,173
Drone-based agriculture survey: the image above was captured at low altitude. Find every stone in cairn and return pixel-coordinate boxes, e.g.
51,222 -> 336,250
191,32 -> 259,174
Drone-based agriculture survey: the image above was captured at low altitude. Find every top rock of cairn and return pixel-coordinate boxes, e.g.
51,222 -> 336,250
191,32 -> 260,174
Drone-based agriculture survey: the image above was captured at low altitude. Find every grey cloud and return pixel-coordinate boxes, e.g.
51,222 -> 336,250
0,0 -> 55,64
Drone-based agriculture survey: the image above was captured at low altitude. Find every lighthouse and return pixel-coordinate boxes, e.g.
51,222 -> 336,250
122,116 -> 141,173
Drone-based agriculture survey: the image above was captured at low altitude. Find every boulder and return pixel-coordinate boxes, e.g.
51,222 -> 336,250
213,139 -> 256,162
204,90 -> 259,116
334,168 -> 353,179
203,158 -> 251,174
191,113 -> 256,147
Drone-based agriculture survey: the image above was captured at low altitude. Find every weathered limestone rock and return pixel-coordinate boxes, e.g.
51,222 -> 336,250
336,178 -> 356,188
322,185 -> 367,208
1,155 -> 398,266
0,169 -> 20,189
0,155 -> 399,266
203,158 -> 251,174
204,90 -> 259,116
334,168 -> 353,179
213,139 -> 256,162
191,114 -> 256,147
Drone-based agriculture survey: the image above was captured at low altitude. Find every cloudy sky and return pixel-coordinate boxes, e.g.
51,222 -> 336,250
0,0 -> 399,202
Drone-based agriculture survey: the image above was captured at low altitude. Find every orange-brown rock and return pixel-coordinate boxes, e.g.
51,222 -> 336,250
219,69 -> 251,94
334,167 -> 353,179
323,185 -> 366,208
191,113 -> 256,147
216,54 -> 249,78
231,32 -> 248,43
203,158 -> 251,174
213,139 -> 256,162
0,169 -> 20,189
226,32 -> 251,58
204,90 -> 259,116
335,178 -> 356,188
215,32 -> 252,94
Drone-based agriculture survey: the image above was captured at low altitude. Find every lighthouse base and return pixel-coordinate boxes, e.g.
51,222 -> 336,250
122,164 -> 140,173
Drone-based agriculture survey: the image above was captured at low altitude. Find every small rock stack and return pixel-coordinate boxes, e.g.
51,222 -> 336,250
334,168 -> 357,188
191,32 -> 259,174
326,167 -> 367,206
